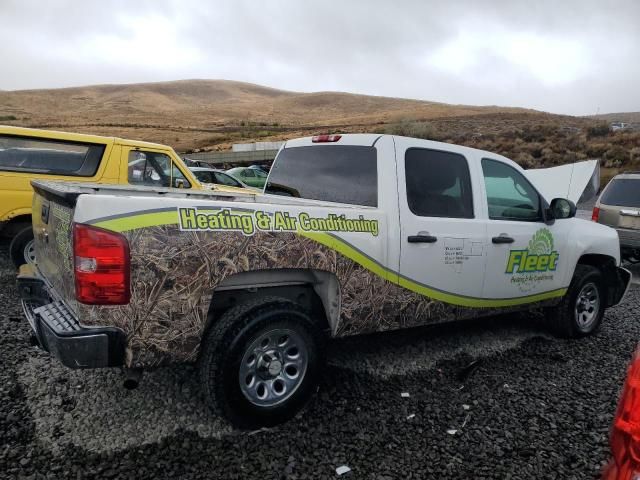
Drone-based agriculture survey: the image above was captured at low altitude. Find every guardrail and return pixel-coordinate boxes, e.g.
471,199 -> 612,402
183,149 -> 279,167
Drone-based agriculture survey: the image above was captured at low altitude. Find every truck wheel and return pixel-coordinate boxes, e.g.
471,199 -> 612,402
199,296 -> 324,429
9,225 -> 36,268
545,265 -> 605,338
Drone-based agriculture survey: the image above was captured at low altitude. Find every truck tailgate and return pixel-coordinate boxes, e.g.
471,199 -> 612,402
32,185 -> 78,312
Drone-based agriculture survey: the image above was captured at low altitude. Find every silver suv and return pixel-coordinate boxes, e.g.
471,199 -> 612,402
593,172 -> 640,262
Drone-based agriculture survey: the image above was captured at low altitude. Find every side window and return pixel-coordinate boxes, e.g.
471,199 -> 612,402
482,158 -> 541,221
171,162 -> 191,188
215,172 -> 241,187
193,171 -> 213,183
243,169 -> 255,178
127,151 -> 190,188
194,171 -> 211,183
0,134 -> 105,176
405,148 -> 474,218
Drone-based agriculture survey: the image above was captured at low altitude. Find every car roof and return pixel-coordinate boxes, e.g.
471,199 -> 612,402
612,172 -> 640,180
0,125 -> 172,150
189,167 -> 224,173
283,133 -> 517,167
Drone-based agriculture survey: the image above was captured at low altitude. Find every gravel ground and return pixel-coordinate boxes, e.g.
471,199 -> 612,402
1,237 -> 639,479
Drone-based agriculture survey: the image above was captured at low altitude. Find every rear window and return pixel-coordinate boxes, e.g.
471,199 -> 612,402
0,134 -> 105,176
266,145 -> 378,207
601,178 -> 640,207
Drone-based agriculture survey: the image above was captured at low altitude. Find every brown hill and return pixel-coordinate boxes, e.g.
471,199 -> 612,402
0,79 -> 539,150
592,112 -> 640,123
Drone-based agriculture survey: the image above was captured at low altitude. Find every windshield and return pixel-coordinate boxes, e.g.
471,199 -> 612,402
601,178 -> 640,207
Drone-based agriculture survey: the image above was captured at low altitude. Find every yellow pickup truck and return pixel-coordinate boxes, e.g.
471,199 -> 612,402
0,126 -> 203,267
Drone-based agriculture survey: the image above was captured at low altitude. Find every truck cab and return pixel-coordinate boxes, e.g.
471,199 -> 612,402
0,125 -> 202,266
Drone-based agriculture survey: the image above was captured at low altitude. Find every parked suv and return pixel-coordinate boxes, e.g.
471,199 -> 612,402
593,172 -> 640,262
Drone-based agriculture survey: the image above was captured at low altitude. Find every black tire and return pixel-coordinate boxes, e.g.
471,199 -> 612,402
9,225 -> 35,268
545,265 -> 605,338
199,296 -> 324,429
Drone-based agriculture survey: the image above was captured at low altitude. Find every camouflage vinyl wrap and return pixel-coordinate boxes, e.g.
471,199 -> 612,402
70,225 -> 556,368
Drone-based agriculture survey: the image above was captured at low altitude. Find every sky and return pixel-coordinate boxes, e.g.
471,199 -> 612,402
0,0 -> 638,115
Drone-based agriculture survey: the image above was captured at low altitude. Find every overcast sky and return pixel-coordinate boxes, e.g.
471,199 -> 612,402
1,0 -> 638,115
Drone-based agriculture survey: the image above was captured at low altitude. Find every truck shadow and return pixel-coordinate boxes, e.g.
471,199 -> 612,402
17,309 -> 551,455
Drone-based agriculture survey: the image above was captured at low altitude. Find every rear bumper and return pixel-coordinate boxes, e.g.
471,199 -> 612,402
17,264 -> 125,369
616,227 -> 640,249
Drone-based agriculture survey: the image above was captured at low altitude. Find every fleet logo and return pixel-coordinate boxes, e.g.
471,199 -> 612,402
505,228 -> 559,274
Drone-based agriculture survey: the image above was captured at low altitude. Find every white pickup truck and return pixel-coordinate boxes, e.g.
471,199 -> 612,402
18,134 -> 631,427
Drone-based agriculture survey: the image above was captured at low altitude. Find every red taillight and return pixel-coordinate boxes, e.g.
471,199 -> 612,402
73,223 -> 130,305
592,207 -> 600,222
312,134 -> 341,143
606,349 -> 640,479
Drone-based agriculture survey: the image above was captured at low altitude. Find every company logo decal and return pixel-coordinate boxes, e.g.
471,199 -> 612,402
505,228 -> 558,291
177,208 -> 379,237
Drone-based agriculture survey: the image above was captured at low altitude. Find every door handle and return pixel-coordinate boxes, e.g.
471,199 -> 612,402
408,234 -> 438,243
492,235 -> 515,244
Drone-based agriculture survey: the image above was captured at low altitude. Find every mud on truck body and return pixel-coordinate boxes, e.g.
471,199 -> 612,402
18,134 -> 631,427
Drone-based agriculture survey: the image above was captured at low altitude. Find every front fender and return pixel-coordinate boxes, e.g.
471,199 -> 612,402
565,218 -> 621,267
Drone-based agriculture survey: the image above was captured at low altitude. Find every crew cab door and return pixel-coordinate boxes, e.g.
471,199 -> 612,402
396,139 -> 486,301
480,158 -> 571,300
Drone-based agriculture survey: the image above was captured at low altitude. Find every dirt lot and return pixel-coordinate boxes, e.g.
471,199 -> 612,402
1,238 -> 638,479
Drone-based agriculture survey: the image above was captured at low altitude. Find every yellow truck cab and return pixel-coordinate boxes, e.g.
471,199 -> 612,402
0,125 -> 203,266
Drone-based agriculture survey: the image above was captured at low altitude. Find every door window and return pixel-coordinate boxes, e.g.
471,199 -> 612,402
482,159 -> 541,221
405,148 -> 474,218
193,170 -> 212,183
242,169 -> 255,178
214,172 -> 242,187
127,151 -> 190,188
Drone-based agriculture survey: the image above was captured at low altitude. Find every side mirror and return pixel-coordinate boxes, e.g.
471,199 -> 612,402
175,178 -> 185,189
550,198 -> 576,220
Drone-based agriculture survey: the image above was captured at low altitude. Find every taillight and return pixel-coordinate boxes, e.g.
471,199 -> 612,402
312,134 -> 341,143
73,223 -> 130,305
606,348 -> 640,479
592,207 -> 600,222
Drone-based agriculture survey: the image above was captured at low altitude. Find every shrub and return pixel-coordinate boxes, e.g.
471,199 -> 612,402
515,152 -> 538,168
385,120 -> 441,140
586,122 -> 610,138
604,145 -> 628,165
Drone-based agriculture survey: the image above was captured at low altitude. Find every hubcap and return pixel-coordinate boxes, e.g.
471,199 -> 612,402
24,240 -> 36,265
574,282 -> 600,330
239,328 -> 308,407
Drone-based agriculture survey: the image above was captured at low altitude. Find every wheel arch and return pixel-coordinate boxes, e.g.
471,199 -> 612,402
0,212 -> 32,237
576,253 -> 621,307
204,268 -> 340,339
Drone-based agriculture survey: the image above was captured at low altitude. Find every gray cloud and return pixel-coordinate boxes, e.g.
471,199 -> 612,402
0,0 -> 638,115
